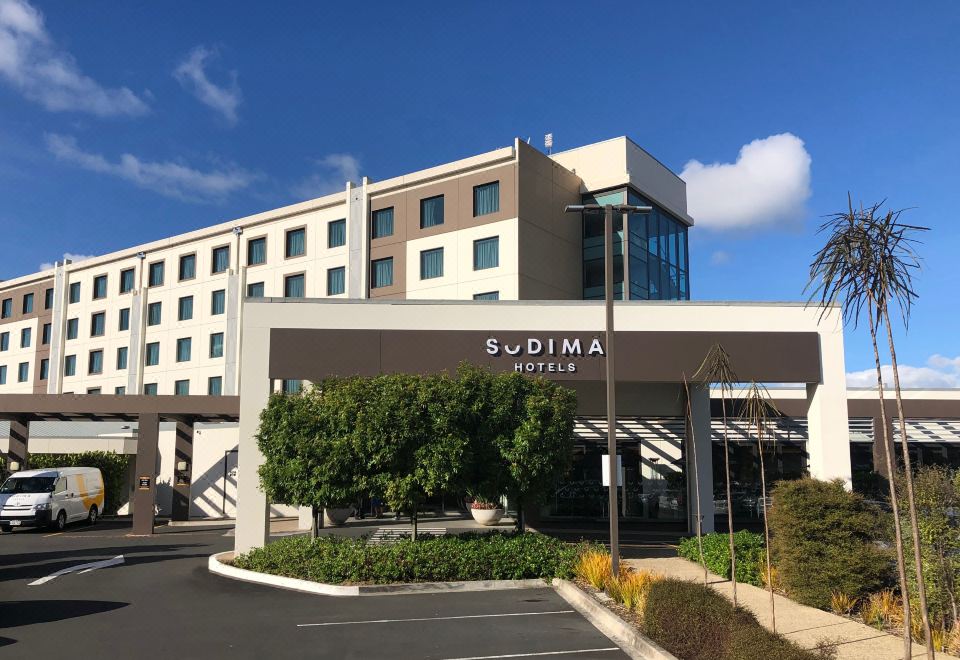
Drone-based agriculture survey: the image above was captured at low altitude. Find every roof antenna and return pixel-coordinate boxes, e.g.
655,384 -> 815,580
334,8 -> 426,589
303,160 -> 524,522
526,137 -> 531,144
544,133 -> 553,155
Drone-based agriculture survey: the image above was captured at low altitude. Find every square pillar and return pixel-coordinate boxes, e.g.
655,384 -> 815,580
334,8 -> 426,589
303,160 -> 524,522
685,385 -> 715,534
6,418 -> 29,472
132,412 -> 160,535
171,419 -> 194,522
805,315 -> 852,487
235,325 -> 271,554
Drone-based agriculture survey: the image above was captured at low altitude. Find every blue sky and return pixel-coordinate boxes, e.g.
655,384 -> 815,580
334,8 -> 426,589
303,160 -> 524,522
1,1 -> 958,385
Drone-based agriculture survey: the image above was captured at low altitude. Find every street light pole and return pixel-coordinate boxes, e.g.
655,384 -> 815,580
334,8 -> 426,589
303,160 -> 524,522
565,202 -> 651,576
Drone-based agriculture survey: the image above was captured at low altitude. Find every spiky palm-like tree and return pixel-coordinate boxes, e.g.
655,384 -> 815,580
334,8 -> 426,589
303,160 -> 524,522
742,381 -> 781,633
682,372 -> 708,586
807,196 -> 932,659
694,344 -> 739,605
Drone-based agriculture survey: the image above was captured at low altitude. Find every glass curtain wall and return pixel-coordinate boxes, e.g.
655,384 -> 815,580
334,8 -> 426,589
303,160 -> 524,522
581,190 -> 625,300
581,188 -> 690,300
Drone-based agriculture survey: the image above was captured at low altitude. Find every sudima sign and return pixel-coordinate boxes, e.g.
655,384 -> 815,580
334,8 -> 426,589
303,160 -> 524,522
484,336 -> 605,374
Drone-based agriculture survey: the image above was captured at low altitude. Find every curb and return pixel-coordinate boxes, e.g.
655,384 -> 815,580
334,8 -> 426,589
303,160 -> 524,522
209,552 -> 550,597
552,578 -> 678,660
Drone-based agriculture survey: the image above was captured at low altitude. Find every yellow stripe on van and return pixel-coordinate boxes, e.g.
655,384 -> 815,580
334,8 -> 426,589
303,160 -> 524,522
76,474 -> 104,510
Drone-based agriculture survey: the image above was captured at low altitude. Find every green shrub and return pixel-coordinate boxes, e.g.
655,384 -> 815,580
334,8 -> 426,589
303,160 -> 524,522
677,531 -> 765,586
642,579 -> 821,660
769,478 -> 893,609
233,532 -> 585,584
29,451 -> 130,515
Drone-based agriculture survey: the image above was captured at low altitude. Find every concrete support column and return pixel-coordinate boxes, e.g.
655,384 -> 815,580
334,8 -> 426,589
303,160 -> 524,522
171,419 -> 194,522
235,325 -> 271,553
6,418 -> 29,472
686,385 -> 715,534
132,412 -> 160,535
806,316 -> 852,487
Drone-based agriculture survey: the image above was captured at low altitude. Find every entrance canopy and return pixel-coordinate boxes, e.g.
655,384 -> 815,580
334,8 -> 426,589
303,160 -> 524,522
1,394 -> 239,534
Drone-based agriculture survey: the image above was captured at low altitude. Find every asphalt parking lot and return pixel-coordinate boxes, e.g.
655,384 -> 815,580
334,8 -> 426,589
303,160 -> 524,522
0,520 -> 628,659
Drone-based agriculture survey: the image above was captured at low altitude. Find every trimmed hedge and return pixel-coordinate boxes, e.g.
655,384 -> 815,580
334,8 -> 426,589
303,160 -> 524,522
677,530 -> 765,586
642,579 -> 823,660
29,451 -> 130,515
769,478 -> 893,609
233,532 -> 584,584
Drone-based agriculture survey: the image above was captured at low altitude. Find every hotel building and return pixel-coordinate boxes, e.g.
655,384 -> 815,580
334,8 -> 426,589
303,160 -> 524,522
1,136 -> 958,540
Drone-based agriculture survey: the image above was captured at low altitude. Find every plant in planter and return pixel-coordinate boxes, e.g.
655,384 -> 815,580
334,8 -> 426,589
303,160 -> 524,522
469,495 -> 504,526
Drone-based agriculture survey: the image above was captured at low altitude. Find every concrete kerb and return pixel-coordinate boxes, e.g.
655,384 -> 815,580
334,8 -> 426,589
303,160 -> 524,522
552,578 -> 678,660
209,551 -> 672,659
208,551 -> 549,597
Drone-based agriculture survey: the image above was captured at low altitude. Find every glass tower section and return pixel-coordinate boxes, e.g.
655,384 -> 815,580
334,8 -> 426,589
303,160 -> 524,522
581,188 -> 690,301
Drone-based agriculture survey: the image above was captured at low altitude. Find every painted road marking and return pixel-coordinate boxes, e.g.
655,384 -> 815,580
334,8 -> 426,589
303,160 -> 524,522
297,610 -> 576,627
28,555 -> 125,586
442,649 -> 620,660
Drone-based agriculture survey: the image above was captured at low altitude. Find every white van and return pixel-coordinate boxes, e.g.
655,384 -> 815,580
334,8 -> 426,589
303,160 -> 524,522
0,467 -> 105,532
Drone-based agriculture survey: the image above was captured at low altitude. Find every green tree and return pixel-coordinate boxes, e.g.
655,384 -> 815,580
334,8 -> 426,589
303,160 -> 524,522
256,384 -> 366,527
362,373 -> 469,539
456,365 -> 576,531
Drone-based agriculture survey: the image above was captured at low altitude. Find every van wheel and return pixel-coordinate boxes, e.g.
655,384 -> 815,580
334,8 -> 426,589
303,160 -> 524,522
53,510 -> 67,531
87,505 -> 98,526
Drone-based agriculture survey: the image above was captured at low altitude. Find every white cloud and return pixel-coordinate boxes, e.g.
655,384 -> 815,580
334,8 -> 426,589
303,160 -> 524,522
680,133 -> 812,231
0,0 -> 148,116
291,154 -> 361,199
709,250 -> 731,266
847,354 -> 960,389
174,46 -> 241,125
39,252 -> 93,271
46,133 -> 257,203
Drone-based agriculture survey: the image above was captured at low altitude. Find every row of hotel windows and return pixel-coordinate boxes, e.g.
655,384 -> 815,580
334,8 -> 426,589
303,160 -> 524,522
1,330 -> 227,384
0,362 -> 224,396
370,181 -> 500,240
1,239 -> 501,347
373,236 -> 500,289
54,224 -> 334,306
4,183 -> 501,314
1,288 -> 55,319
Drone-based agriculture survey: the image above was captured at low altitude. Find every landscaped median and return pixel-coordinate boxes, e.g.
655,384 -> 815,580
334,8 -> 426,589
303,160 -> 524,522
214,532 -> 588,596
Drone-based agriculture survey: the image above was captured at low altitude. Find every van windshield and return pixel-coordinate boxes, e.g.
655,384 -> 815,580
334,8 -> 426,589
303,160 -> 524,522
0,477 -> 57,494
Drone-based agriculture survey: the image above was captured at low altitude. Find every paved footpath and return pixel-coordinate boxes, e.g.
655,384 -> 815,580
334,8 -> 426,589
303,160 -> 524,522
626,556 -> 957,660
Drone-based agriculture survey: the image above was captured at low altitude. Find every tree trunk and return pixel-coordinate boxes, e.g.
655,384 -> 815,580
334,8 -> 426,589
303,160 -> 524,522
884,316 -> 934,659
684,379 -> 708,586
311,505 -> 318,540
757,436 -> 776,633
867,306 -> 912,660
721,393 -> 738,607
517,497 -> 525,533
412,506 -> 418,541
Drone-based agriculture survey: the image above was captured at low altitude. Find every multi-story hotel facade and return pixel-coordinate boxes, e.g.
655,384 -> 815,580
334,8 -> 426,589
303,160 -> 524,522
1,136 -> 958,536
0,137 -> 691,400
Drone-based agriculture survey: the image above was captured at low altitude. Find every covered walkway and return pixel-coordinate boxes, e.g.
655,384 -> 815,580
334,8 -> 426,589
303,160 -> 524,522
0,393 -> 239,534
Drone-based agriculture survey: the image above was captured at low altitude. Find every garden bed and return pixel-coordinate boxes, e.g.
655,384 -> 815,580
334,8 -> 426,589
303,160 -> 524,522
230,532 -> 584,585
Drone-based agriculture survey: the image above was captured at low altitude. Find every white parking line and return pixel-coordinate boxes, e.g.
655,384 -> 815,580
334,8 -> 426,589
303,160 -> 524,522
297,610 -> 575,627
28,555 -> 125,586
442,649 -> 620,660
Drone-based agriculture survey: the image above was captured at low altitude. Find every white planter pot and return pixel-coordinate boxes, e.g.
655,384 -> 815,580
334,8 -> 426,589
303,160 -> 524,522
470,508 -> 505,526
324,507 -> 352,526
